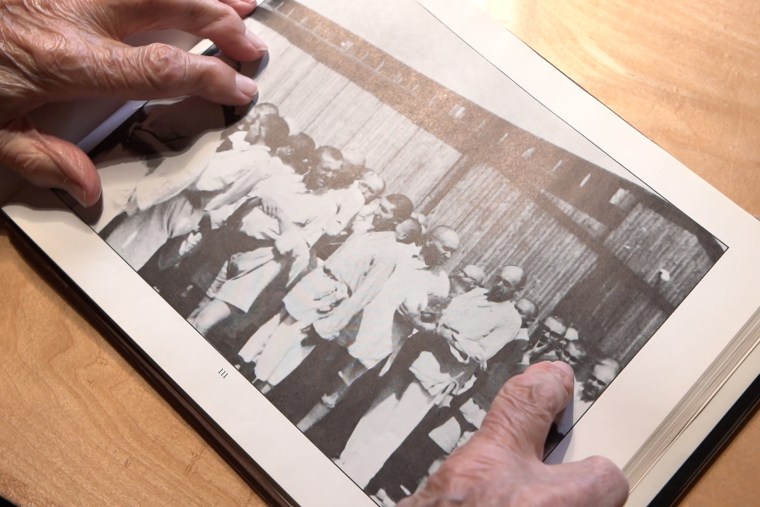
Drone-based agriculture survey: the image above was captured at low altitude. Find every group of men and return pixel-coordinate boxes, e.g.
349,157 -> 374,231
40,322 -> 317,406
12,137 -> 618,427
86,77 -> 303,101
98,102 -> 619,500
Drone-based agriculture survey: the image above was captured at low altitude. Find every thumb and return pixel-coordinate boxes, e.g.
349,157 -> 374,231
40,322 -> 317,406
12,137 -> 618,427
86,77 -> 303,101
551,455 -> 630,507
478,361 -> 575,458
0,117 -> 101,207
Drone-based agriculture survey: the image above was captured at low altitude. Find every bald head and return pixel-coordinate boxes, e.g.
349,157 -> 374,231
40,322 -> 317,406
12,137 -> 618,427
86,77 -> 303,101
430,225 -> 458,243
500,266 -> 526,290
357,170 -> 385,202
462,265 -> 485,285
305,146 -> 346,191
582,358 -> 620,401
597,357 -> 621,376
371,193 -> 413,232
536,315 -> 567,348
421,226 -> 460,267
451,264 -> 486,296
260,114 -> 290,148
342,150 -> 366,168
515,298 -> 537,327
275,133 -> 316,174
487,265 -> 526,302
253,102 -> 279,117
394,218 -> 422,245
560,339 -> 588,368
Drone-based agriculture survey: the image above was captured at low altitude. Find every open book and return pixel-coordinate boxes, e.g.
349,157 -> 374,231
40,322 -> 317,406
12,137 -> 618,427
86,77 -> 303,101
2,0 -> 758,505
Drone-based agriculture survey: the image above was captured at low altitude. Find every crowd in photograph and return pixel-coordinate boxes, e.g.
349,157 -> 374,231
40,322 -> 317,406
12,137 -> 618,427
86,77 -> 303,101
98,103 -> 620,503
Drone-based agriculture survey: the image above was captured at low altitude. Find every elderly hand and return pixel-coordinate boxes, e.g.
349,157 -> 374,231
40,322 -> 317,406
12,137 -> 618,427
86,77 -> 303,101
400,361 -> 629,507
0,0 -> 266,206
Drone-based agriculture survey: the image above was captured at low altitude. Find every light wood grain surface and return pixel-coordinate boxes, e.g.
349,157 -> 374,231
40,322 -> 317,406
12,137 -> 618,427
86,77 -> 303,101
1,1 -> 758,505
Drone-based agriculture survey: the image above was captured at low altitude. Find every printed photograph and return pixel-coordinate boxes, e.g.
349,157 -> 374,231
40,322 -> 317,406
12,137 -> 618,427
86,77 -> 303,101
77,0 -> 726,503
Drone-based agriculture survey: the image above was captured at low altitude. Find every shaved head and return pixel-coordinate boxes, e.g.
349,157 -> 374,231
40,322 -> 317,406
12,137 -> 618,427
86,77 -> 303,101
515,298 -> 538,326
488,265 -> 526,302
421,225 -> 460,267
499,265 -> 526,291
582,358 -> 620,401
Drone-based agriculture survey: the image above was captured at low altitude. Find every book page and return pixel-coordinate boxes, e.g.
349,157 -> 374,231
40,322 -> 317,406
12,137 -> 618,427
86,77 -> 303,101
418,0 -> 760,500
4,1 -> 760,505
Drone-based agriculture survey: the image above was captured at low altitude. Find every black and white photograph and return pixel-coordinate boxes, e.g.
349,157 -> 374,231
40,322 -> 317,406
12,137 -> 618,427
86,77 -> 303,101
74,0 -> 726,503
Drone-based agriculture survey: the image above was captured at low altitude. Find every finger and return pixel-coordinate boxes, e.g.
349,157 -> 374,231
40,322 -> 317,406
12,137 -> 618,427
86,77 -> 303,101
478,361 -> 574,458
106,0 -> 265,62
551,455 -> 629,507
83,42 -> 259,106
218,0 -> 260,18
0,117 -> 101,207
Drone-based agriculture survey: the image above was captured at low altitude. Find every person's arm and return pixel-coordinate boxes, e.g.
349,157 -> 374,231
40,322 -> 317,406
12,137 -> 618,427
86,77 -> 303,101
400,362 -> 629,507
0,0 -> 266,207
312,255 -> 397,339
455,318 -> 522,365
262,197 -> 308,256
398,300 -> 437,333
325,189 -> 365,236
436,318 -> 490,363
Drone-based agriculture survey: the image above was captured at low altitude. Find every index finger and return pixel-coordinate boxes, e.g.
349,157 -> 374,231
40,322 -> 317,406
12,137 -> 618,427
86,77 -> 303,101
100,0 -> 265,62
478,361 -> 574,458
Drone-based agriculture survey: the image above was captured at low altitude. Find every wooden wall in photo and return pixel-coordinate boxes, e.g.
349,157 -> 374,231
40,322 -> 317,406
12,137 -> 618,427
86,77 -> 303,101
250,2 -> 722,365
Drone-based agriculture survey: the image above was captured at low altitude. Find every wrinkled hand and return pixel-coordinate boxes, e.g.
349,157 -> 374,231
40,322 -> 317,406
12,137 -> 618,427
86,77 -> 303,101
400,362 -> 628,507
0,0 -> 266,206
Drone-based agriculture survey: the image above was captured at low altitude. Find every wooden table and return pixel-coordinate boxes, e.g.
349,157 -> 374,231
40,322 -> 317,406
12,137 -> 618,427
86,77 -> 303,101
1,1 -> 758,505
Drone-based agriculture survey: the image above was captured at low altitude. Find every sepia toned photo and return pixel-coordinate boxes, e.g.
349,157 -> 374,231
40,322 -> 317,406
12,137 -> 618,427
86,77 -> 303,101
76,1 -> 726,503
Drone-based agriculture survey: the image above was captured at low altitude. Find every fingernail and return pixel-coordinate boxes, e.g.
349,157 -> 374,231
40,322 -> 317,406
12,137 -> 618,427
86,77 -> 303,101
236,73 -> 258,100
246,28 -> 268,53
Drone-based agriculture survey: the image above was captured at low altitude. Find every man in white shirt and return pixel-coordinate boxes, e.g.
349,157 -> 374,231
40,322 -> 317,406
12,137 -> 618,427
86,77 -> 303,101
238,228 -> 408,389
188,146 -> 353,336
334,265 -> 526,488
293,226 -> 459,431
102,112 -> 290,271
